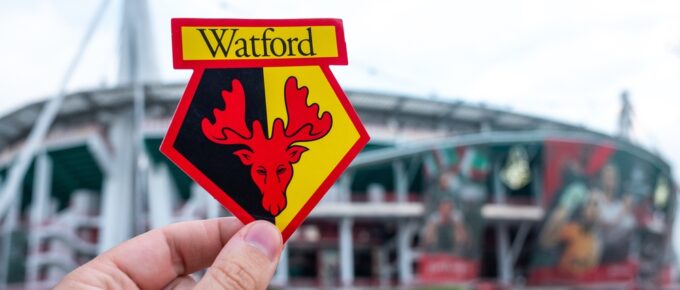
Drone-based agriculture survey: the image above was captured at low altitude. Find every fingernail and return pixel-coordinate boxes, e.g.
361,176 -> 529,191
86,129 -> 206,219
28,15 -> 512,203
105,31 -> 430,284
244,221 -> 282,261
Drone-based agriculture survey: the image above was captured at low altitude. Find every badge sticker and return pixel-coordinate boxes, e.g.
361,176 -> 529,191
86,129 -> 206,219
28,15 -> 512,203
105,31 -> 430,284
161,18 -> 369,241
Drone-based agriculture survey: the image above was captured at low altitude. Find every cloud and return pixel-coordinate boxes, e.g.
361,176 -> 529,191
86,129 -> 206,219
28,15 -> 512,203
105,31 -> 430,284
1,0 -> 679,178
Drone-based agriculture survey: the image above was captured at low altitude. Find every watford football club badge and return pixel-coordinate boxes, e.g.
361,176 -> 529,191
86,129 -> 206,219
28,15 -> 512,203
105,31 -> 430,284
161,18 -> 369,241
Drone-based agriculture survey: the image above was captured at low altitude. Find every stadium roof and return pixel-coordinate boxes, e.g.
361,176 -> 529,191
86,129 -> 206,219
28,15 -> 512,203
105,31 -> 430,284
0,83 -> 592,153
349,130 -> 672,175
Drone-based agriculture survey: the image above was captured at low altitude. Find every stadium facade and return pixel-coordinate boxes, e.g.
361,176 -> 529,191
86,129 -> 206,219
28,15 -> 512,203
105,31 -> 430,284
0,82 -> 676,289
0,1 -> 677,289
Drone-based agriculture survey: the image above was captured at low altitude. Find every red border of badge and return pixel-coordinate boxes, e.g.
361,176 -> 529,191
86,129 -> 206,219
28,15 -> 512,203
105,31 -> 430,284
161,18 -> 368,241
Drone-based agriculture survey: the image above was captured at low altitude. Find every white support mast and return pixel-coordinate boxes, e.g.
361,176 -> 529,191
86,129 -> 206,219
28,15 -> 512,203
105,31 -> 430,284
99,0 -> 159,251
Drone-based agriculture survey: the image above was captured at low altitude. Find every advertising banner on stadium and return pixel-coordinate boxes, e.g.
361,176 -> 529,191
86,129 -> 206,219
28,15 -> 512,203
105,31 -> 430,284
418,145 -> 489,284
529,139 -> 676,286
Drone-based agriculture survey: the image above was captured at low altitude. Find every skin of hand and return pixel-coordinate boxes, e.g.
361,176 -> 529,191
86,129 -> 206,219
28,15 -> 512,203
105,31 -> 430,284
54,217 -> 283,290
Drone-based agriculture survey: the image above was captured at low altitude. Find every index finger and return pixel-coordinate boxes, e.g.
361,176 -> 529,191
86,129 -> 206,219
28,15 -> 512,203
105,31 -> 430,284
59,217 -> 243,290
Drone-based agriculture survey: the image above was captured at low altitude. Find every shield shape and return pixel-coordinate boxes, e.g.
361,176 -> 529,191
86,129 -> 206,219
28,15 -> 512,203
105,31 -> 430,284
161,18 -> 369,240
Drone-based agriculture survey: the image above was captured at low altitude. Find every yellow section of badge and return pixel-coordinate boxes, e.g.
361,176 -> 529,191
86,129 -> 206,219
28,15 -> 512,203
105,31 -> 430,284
263,66 -> 359,231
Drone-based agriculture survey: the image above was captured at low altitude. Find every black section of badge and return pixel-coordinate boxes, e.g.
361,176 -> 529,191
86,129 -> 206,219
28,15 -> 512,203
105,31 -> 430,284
173,68 -> 275,223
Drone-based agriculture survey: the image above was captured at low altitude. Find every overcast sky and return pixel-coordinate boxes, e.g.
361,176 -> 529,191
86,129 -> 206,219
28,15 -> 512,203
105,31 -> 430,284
1,0 -> 680,263
1,1 -> 679,189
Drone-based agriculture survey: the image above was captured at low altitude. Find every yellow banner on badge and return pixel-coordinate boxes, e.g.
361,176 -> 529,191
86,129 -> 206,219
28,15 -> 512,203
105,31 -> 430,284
181,26 -> 338,60
172,19 -> 347,68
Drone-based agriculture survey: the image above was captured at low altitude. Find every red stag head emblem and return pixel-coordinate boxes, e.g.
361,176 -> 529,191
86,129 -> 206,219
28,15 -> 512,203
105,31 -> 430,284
201,77 -> 332,216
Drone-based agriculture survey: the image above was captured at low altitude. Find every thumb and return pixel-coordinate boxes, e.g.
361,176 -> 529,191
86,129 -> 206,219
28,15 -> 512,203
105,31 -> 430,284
195,221 -> 283,290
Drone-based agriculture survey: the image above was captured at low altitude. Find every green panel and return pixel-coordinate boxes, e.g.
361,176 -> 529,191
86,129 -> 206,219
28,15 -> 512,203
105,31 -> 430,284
145,138 -> 192,200
362,141 -> 394,152
20,160 -> 35,214
352,163 -> 394,194
48,145 -> 104,210
410,161 -> 424,194
0,144 -> 103,213
0,161 -> 35,214
350,141 -> 397,194
351,153 -> 424,197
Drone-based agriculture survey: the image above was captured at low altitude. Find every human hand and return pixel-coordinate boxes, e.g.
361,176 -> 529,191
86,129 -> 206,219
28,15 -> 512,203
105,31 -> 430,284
54,217 -> 283,290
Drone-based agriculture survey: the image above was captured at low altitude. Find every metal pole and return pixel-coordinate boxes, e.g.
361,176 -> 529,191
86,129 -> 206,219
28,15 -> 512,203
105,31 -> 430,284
147,164 -> 175,229
339,217 -> 354,286
26,151 -> 52,285
0,176 -> 21,287
99,115 -> 136,252
132,83 -> 147,235
338,173 -> 353,203
0,176 -> 6,287
393,160 -> 408,203
494,156 -> 512,285
496,223 -> 512,286
120,0 -> 157,237
397,221 -> 415,285
30,152 -> 52,228
532,162 -> 543,206
273,244 -> 289,285
510,222 -> 531,266
0,0 -> 111,220
493,159 -> 506,204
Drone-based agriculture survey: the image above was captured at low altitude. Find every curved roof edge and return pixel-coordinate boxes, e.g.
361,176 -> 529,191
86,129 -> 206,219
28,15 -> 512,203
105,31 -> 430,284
0,83 -> 636,156
350,130 -> 673,177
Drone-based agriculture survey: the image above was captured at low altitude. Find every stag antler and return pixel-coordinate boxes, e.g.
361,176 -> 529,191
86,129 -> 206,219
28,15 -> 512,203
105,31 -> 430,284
200,76 -> 333,217
201,79 -> 263,145
271,77 -> 332,145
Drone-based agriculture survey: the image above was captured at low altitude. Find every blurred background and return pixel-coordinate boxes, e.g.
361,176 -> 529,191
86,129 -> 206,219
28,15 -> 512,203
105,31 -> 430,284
0,0 -> 679,289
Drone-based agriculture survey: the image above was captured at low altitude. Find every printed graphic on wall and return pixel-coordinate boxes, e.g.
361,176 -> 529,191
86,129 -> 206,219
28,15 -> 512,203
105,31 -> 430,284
529,139 -> 676,286
418,146 -> 490,283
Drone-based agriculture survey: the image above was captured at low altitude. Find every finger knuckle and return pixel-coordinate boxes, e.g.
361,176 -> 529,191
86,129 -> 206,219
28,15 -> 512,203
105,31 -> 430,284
208,260 -> 258,290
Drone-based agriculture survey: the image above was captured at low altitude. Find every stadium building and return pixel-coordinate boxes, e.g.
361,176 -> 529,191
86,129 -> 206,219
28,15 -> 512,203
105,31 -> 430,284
0,1 -> 676,289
